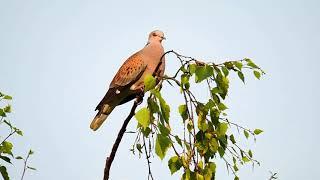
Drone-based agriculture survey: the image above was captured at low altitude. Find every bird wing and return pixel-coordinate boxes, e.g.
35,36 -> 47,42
95,52 -> 146,111
110,52 -> 146,88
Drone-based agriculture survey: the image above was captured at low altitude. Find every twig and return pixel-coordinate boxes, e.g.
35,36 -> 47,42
1,129 -> 16,145
143,137 -> 154,180
103,96 -> 143,180
268,171 -> 278,180
20,150 -> 33,180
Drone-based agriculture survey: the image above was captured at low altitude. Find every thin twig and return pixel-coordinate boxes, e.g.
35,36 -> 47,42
143,137 -> 154,180
103,96 -> 143,180
1,129 -> 16,145
21,151 -> 31,180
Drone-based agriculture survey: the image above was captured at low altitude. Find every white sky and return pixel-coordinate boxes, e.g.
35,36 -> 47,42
1,0 -> 319,179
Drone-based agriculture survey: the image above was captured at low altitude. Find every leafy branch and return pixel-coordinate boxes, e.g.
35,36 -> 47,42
103,50 -> 265,180
0,92 -> 35,180
18,150 -> 36,180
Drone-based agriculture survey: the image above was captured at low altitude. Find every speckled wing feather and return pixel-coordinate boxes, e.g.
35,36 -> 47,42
110,52 -> 146,88
95,52 -> 146,111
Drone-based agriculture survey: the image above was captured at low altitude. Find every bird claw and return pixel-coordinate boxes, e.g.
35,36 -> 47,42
135,93 -> 144,105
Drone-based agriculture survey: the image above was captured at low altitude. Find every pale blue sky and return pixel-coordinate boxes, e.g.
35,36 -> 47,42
1,0 -> 319,179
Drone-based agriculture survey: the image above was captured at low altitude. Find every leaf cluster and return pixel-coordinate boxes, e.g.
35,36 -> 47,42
0,92 -> 35,180
132,52 -> 264,180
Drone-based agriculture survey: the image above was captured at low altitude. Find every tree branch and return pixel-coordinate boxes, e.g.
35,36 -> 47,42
103,96 -> 143,180
143,136 -> 154,180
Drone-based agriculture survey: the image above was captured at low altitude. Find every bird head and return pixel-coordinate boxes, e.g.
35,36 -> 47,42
148,30 -> 166,43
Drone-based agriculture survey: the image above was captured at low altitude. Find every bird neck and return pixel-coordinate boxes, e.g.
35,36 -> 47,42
147,39 -> 162,45
145,41 -> 163,49
142,41 -> 164,59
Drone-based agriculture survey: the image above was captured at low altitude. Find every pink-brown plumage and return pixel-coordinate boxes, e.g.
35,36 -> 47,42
110,52 -> 146,88
90,30 -> 166,131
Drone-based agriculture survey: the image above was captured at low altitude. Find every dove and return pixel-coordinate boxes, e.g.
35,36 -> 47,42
90,30 -> 166,131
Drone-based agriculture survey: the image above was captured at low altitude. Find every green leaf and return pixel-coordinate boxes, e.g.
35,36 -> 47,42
159,100 -> 170,123
178,104 -> 188,121
197,160 -> 204,169
155,134 -> 171,160
245,58 -> 259,68
209,138 -> 219,152
234,61 -> 243,70
3,95 -> 12,100
144,74 -> 156,92
195,65 -> 213,83
27,166 -> 37,171
224,62 -> 233,69
152,90 -> 170,123
136,143 -> 143,153
248,150 -> 253,158
208,162 -> 216,173
217,123 -> 228,137
0,155 -> 11,164
0,141 -> 13,155
29,149 -> 34,155
244,130 -> 249,139
254,129 -> 263,135
229,134 -> 236,144
3,105 -> 11,113
141,127 -> 151,137
210,109 -> 219,126
218,103 -> 228,111
242,156 -> 250,163
215,71 -> 229,99
222,66 -> 229,76
180,66 -> 187,73
158,122 -> 170,136
182,169 -> 194,180
15,156 -> 23,160
135,108 -> 150,129
14,128 -> 23,136
181,74 -> 190,85
0,109 -> 6,117
198,111 -> 208,131
189,64 -> 197,74
187,120 -> 194,133
211,87 -> 222,94
168,156 -> 182,174
174,135 -> 183,147
253,70 -> 261,80
233,164 -> 239,171
234,176 -> 239,180
237,71 -> 245,83
211,95 -> 221,106
233,157 -> 236,164
0,166 -> 9,180
203,168 -> 212,179
205,99 -> 215,109
218,146 -> 225,157
196,173 -> 204,180
147,97 -> 159,113
203,162 -> 216,179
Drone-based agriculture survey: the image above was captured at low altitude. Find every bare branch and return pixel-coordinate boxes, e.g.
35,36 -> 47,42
103,96 -> 143,180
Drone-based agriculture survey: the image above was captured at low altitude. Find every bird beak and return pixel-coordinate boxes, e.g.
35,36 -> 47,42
162,36 -> 166,40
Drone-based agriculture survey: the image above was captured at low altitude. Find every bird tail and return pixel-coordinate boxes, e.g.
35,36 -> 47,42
90,104 -> 115,131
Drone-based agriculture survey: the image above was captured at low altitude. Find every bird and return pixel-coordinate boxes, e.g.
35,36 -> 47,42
90,30 -> 166,131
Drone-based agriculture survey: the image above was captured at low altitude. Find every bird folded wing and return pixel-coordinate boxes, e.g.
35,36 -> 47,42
110,52 -> 147,88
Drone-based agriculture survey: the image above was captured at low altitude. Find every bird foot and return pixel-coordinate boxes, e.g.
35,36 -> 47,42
135,93 -> 144,105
